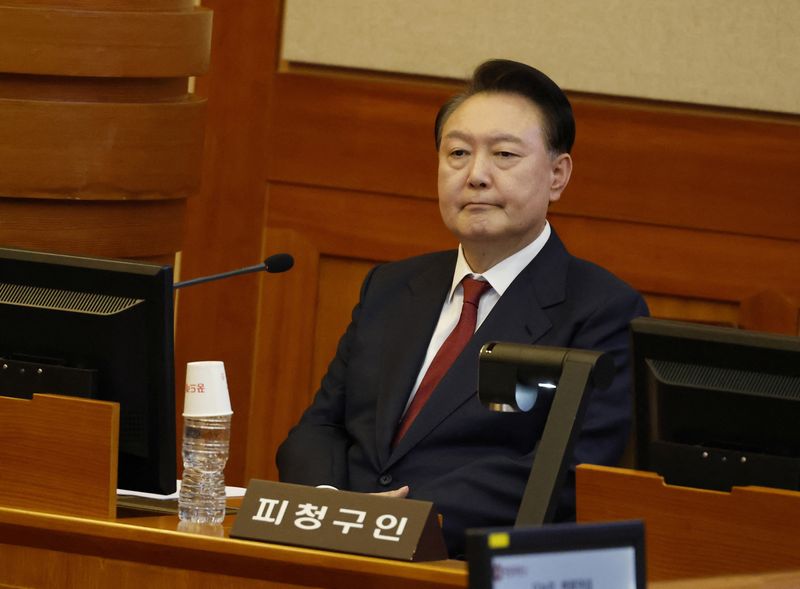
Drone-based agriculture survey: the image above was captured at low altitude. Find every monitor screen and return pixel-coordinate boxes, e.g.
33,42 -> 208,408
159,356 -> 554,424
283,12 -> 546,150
466,520 -> 645,589
631,317 -> 800,492
0,247 -> 176,495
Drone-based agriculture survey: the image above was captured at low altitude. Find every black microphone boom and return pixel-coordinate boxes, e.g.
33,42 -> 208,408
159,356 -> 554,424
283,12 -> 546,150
173,253 -> 294,289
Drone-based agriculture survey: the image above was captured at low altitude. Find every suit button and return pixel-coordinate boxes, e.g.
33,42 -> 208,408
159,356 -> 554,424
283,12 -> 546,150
379,474 -> 393,486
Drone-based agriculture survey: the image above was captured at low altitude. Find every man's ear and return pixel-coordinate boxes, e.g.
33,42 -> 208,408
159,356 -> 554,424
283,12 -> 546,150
549,153 -> 573,203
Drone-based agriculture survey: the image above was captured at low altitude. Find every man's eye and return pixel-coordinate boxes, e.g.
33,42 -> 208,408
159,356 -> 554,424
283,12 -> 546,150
449,149 -> 468,157
496,151 -> 517,158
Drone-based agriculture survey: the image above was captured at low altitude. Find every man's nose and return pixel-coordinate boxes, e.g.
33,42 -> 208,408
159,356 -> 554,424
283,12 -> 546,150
467,153 -> 491,188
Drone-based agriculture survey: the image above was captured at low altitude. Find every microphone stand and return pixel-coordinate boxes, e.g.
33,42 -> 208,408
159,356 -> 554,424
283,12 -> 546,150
174,254 -> 294,289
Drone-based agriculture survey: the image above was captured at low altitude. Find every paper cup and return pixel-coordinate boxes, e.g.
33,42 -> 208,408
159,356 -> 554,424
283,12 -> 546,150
183,361 -> 233,417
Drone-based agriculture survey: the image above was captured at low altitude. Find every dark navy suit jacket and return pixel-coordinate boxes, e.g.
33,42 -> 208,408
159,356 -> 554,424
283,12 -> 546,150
277,230 -> 649,557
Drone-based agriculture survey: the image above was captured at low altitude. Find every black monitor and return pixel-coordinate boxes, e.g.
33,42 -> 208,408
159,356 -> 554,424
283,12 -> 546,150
0,247 -> 176,494
631,316 -> 800,492
466,520 -> 646,589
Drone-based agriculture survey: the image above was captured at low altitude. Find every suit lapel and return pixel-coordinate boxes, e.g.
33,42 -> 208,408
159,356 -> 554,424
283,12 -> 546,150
386,230 -> 572,467
374,255 -> 455,467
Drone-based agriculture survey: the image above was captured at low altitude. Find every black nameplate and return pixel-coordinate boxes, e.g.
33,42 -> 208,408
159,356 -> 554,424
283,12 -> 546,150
230,479 -> 448,561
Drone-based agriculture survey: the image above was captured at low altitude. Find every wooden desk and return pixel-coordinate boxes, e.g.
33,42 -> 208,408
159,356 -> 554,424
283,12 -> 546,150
0,504 -> 464,588
4,504 -> 800,588
576,465 -> 800,582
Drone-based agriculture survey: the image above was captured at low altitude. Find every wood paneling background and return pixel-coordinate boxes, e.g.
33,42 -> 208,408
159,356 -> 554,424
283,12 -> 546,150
180,1 -> 800,487
0,0 -> 211,261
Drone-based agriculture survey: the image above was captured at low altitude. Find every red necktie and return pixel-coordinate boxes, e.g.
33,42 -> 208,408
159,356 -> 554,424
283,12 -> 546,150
392,277 -> 492,446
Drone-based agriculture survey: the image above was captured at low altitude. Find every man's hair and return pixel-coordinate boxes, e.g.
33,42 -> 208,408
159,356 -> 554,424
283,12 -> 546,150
434,59 -> 575,155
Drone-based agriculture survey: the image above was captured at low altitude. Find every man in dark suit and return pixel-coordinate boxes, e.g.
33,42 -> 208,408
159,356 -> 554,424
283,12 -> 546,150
277,59 -> 648,557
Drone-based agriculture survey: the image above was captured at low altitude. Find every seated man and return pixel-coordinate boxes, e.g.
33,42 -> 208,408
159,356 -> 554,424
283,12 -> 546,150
277,58 -> 648,557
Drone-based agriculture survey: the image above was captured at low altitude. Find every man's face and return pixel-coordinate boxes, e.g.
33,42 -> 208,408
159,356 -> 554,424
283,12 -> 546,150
437,92 -> 571,269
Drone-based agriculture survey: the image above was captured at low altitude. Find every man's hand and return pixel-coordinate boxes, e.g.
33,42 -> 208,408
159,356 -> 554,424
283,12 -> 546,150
371,485 -> 409,499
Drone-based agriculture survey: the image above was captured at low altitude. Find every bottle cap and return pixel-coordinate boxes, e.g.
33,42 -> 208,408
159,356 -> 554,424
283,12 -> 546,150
182,360 -> 233,417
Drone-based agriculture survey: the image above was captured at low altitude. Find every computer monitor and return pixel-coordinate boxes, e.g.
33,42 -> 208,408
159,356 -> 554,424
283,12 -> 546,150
466,520 -> 646,589
631,316 -> 800,492
0,246 -> 176,494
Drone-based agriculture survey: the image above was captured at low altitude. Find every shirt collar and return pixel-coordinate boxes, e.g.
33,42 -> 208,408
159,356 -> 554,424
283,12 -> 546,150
448,221 -> 551,301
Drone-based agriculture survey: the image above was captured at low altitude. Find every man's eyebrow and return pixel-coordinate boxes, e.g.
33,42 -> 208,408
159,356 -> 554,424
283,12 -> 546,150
443,130 -> 524,144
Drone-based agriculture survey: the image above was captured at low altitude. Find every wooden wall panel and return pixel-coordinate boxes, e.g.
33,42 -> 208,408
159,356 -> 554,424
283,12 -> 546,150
268,72 -> 444,199
0,1 -> 210,262
176,0 -> 282,485
0,5 -> 211,77
564,101 -> 800,241
642,295 -> 738,328
266,181 -> 455,259
0,97 -> 205,199
246,227 -> 321,481
0,198 -> 187,258
265,183 -> 799,306
739,290 -> 800,335
550,214 -> 799,303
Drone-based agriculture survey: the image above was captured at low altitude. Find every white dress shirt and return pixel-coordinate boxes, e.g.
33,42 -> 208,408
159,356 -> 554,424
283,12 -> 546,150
401,222 -> 552,413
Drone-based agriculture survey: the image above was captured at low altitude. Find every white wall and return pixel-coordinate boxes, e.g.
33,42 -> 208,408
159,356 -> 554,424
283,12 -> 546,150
282,0 -> 800,114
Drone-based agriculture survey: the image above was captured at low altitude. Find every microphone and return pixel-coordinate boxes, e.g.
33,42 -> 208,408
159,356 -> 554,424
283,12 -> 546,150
174,253 -> 294,289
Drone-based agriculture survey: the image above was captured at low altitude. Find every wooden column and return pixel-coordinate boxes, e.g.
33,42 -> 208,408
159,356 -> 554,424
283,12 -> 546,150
0,0 -> 212,262
175,0 -> 282,486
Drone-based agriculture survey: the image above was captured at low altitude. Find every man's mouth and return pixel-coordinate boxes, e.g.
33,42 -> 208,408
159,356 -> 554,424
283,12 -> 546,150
463,202 -> 498,210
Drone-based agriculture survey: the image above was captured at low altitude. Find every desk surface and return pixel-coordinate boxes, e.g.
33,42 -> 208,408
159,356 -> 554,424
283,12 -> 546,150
0,503 -> 464,589
2,504 -> 800,589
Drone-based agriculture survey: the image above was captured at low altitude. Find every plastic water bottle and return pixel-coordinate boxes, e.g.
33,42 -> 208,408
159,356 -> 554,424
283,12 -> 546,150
178,414 -> 231,524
